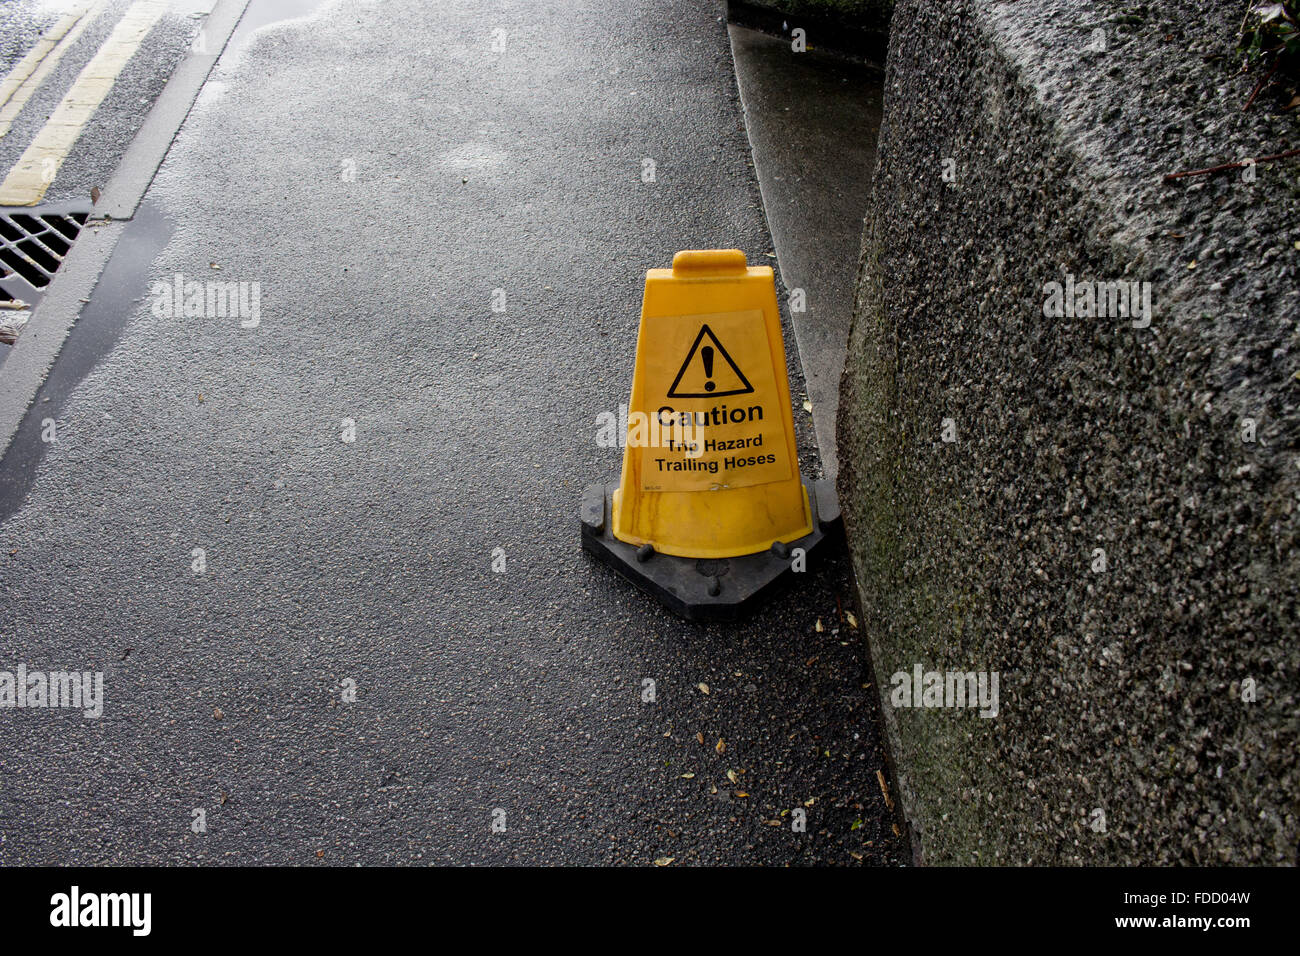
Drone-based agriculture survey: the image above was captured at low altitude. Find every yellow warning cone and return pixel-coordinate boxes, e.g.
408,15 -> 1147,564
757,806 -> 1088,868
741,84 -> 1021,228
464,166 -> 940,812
613,249 -> 810,557
582,250 -> 836,620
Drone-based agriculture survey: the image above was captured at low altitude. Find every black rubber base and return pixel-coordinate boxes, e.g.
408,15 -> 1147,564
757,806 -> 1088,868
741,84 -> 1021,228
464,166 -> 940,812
580,479 -> 840,622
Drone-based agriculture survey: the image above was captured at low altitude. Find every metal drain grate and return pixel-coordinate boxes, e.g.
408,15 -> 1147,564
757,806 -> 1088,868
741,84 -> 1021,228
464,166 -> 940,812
0,203 -> 91,345
0,203 -> 91,304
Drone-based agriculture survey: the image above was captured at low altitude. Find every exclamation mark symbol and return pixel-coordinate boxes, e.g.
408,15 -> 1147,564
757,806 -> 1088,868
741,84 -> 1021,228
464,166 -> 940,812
702,346 -> 715,392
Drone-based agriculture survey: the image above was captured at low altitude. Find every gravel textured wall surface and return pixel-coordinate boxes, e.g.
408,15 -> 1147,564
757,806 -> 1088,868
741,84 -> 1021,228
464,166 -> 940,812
838,0 -> 1298,864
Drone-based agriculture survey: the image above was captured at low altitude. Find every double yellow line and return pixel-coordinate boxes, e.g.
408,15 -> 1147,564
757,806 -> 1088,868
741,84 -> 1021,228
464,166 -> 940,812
0,2 -> 104,137
0,0 -> 168,206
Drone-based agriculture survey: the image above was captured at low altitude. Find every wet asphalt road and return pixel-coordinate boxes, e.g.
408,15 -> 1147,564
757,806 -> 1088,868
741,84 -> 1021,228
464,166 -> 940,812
0,0 -> 905,865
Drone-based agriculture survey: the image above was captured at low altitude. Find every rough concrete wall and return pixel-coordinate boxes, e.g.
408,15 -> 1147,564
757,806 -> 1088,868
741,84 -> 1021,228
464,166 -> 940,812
838,0 -> 1298,865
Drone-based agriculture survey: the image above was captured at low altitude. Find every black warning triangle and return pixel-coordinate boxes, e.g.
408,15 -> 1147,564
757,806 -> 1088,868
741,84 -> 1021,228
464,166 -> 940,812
666,324 -> 754,399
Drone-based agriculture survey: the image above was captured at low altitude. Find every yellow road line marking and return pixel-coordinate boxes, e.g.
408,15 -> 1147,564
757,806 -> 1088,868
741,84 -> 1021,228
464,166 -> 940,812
0,2 -> 107,139
0,3 -> 93,110
0,0 -> 168,207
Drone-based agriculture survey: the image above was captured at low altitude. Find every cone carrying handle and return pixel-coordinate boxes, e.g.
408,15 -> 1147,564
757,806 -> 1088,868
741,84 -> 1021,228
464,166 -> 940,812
671,249 -> 748,276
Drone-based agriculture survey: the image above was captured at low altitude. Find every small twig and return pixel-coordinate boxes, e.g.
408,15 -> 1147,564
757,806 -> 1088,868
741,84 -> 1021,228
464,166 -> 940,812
1235,0 -> 1255,45
1163,147 -> 1300,181
1242,61 -> 1279,111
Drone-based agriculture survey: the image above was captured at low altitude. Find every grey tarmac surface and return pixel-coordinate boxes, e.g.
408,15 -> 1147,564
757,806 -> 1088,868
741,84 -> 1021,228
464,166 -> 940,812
0,0 -> 905,865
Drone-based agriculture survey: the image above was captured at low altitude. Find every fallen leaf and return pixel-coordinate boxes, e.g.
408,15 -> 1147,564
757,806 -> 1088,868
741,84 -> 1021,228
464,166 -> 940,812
815,618 -> 824,633
654,856 -> 674,867
735,792 -> 749,798
680,772 -> 695,779
851,819 -> 863,831
846,611 -> 858,629
715,738 -> 726,754
802,399 -> 813,413
316,849 -> 324,858
877,769 -> 895,810
696,732 -> 705,745
697,682 -> 710,695
804,797 -> 816,807
213,707 -> 224,720
727,770 -> 738,784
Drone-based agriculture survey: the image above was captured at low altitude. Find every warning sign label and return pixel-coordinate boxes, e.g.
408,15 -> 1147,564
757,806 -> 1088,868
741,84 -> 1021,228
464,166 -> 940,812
667,325 -> 753,399
636,310 -> 793,492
